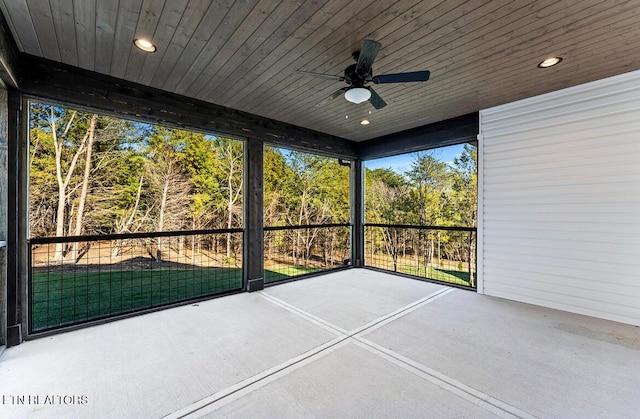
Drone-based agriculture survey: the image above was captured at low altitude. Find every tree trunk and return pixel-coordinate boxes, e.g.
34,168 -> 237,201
54,183 -> 67,260
112,176 -> 144,257
157,168 -> 170,261
52,110 -> 85,261
71,114 -> 97,261
226,196 -> 233,259
437,231 -> 441,268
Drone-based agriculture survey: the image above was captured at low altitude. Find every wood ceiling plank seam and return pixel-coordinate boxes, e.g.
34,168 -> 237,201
162,0 -> 236,92
366,0 -> 513,76
240,0 -> 437,113
417,0 -> 564,72
109,0 -> 143,79
426,38 -> 637,111
195,0 -> 306,101
174,0 -> 261,94
23,0 -> 60,61
0,0 -> 40,54
180,0 -> 276,98
236,41 -> 352,112
94,0 -> 119,74
306,0 -> 620,131
350,38 -> 640,139
384,0 -> 608,80
272,2 -> 508,123
7,0 -> 640,142
147,0 -> 210,88
50,0 -> 79,66
211,0 -> 337,104
124,0 -> 166,81
499,0 -> 638,57
367,0 -> 640,116
306,102 -> 459,140
239,2 -> 444,111
73,0 -> 96,70
279,0 -> 584,124
258,0 -> 471,120
222,0 -> 382,109
473,38 -> 640,111
374,56 -> 636,139
136,0 -> 189,85
211,0 -> 334,104
241,0 -> 440,117
258,0 -> 458,114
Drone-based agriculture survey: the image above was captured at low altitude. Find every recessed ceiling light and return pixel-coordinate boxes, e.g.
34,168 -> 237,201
537,56 -> 562,68
134,38 -> 156,53
360,119 -> 370,125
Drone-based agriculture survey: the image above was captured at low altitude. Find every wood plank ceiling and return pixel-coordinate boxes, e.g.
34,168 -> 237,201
1,0 -> 640,142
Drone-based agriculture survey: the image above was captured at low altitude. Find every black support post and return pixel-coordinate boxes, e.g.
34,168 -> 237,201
350,159 -> 364,267
244,138 -> 264,291
6,90 -> 25,346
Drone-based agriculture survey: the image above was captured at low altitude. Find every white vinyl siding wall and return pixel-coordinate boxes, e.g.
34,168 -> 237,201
479,70 -> 640,326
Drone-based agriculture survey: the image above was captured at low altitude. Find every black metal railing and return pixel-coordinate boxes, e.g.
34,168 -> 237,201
365,224 -> 477,289
29,228 -> 243,332
264,224 -> 351,283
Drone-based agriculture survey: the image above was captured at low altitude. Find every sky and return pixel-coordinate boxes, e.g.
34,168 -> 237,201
274,142 -> 472,174
365,143 -> 468,173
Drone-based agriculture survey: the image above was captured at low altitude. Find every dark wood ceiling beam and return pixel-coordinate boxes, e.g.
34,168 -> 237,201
16,53 -> 357,159
0,13 -> 19,89
357,112 -> 478,160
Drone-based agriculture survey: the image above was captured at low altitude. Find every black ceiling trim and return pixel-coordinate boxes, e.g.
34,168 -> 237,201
16,53 -> 358,159
356,112 -> 479,160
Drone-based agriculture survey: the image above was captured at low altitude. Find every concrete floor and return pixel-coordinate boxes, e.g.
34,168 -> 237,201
1,269 -> 639,418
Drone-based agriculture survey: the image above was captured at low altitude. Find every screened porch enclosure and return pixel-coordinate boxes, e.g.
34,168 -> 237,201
24,104 -> 477,335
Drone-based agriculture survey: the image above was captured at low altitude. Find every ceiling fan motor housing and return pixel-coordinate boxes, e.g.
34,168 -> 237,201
344,63 -> 371,87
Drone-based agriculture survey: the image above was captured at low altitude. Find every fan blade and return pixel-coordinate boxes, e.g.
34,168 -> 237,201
318,89 -> 346,106
297,70 -> 345,81
367,87 -> 387,109
372,71 -> 430,84
356,40 -> 381,75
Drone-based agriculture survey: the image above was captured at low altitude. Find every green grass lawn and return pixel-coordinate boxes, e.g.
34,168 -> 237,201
32,264 -> 324,331
264,265 -> 322,283
396,265 -> 472,286
32,261 -> 462,332
31,268 -> 243,331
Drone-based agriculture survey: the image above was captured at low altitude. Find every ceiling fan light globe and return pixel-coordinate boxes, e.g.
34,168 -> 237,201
344,87 -> 371,104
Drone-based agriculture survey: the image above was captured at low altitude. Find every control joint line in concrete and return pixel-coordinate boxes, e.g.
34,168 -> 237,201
163,337 -> 349,419
349,287 -> 454,337
353,338 -> 537,419
257,292 -> 349,335
167,286 -> 473,419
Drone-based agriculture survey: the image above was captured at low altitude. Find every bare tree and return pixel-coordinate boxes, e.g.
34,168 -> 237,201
146,131 -> 192,261
216,138 -> 243,259
70,114 -> 98,261
50,109 -> 93,260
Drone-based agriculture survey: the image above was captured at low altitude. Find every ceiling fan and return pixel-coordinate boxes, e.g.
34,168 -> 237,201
298,39 -> 430,109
